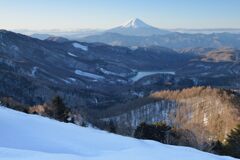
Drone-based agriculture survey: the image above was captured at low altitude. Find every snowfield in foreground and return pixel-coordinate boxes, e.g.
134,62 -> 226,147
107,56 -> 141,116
0,106 -> 237,160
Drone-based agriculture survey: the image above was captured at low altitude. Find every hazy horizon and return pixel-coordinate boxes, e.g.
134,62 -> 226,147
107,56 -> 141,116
1,0 -> 240,30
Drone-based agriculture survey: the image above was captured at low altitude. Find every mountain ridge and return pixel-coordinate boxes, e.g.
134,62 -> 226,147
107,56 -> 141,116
98,86 -> 240,150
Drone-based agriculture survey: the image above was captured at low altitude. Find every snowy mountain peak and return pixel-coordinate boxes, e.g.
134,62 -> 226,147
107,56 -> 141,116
122,18 -> 152,28
107,18 -> 170,36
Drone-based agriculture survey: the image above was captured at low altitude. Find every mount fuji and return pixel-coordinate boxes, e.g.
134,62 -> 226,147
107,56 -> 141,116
107,18 -> 171,36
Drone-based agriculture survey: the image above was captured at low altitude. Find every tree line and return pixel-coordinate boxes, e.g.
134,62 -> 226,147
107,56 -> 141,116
133,122 -> 240,158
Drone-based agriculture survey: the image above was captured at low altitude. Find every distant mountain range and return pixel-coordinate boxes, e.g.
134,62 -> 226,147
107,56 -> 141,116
171,28 -> 240,34
12,18 -> 240,49
81,32 -> 240,49
15,29 -> 103,39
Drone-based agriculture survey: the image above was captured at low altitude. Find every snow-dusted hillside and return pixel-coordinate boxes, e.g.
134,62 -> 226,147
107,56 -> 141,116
0,106 -> 237,160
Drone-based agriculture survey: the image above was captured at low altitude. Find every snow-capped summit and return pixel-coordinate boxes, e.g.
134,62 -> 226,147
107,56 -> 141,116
107,18 -> 171,36
121,18 -> 152,28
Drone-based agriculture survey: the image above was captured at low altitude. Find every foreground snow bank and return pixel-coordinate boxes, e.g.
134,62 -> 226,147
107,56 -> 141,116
0,106 -> 237,160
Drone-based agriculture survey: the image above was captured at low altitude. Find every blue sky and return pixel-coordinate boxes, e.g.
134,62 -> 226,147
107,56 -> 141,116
0,0 -> 239,30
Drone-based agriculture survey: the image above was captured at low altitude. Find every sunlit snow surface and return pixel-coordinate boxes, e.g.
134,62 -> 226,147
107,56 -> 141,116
67,52 -> 78,57
72,43 -> 88,51
131,71 -> 175,82
75,70 -> 104,80
0,106 -> 237,160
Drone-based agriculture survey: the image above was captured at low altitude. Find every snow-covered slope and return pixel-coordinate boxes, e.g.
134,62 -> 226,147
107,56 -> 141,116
121,18 -> 152,29
107,18 -> 170,36
131,71 -> 176,82
0,106 -> 237,160
72,42 -> 88,51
